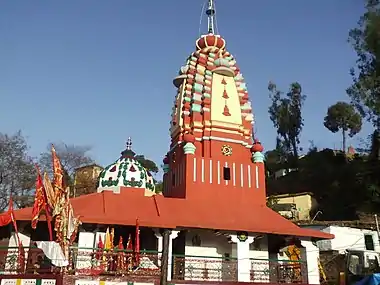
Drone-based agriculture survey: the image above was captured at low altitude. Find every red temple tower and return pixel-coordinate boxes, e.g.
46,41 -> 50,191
163,2 -> 265,206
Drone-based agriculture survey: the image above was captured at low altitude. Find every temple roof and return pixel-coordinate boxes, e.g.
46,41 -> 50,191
13,189 -> 333,239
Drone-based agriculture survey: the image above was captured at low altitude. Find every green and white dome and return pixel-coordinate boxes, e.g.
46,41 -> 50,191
97,138 -> 155,194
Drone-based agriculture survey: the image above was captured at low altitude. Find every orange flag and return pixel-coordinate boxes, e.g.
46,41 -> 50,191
52,145 -> 65,195
43,172 -> 55,208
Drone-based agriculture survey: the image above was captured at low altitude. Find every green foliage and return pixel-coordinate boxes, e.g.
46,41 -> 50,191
135,155 -> 159,173
323,101 -> 362,151
155,181 -> 163,194
265,139 -> 289,177
266,147 -> 380,220
268,82 -> 306,164
347,0 -> 380,129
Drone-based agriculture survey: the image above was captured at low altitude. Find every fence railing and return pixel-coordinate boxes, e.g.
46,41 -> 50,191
250,258 -> 306,283
173,254 -> 306,283
0,246 -> 307,283
173,254 -> 238,282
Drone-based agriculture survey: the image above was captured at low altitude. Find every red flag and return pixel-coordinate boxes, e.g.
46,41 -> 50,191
31,166 -> 46,229
31,166 -> 53,240
135,219 -> 140,266
95,235 -> 104,260
0,199 -> 13,227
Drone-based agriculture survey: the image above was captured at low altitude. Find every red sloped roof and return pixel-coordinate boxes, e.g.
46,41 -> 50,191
13,189 -> 333,239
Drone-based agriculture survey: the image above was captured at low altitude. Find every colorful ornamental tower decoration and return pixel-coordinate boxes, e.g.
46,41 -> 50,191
164,0 -> 265,204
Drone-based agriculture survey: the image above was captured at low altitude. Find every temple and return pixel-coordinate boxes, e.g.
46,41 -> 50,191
0,1 -> 333,285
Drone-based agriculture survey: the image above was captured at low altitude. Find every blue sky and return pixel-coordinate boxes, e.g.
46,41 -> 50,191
0,0 -> 369,168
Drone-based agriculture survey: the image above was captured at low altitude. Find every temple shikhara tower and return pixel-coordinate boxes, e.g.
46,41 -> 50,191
164,1 -> 264,203
1,1 -> 333,285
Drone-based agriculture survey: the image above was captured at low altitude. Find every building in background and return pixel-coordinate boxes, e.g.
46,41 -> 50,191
270,192 -> 317,221
73,164 -> 104,196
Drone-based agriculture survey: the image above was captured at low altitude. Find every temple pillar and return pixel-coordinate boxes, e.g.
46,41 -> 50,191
230,233 -> 255,282
301,239 -> 319,285
155,229 -> 180,281
155,231 -> 163,266
167,230 -> 180,281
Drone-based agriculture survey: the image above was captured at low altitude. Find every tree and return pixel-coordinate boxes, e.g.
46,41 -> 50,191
265,139 -> 289,177
39,142 -> 94,192
155,181 -> 163,194
268,82 -> 306,165
0,131 -> 35,210
135,155 -> 159,173
323,101 -> 362,152
347,0 -> 380,129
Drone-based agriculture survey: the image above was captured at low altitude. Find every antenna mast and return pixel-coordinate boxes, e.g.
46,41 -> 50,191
206,0 -> 216,34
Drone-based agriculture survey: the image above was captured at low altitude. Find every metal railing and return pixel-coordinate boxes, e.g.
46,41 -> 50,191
0,246 -> 307,283
172,254 -> 306,283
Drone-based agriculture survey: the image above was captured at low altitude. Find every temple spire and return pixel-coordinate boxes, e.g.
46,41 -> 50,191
121,137 -> 135,157
126,137 -> 132,151
206,0 -> 216,34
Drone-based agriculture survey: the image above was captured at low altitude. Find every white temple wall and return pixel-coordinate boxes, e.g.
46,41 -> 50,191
183,230 -> 272,282
184,229 -> 232,281
185,229 -> 231,258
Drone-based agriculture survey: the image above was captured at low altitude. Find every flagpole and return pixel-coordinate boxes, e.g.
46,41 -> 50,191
160,229 -> 171,285
44,202 -> 53,241
9,197 -> 25,273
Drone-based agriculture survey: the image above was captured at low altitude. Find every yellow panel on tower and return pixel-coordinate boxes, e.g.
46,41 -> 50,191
211,73 -> 242,125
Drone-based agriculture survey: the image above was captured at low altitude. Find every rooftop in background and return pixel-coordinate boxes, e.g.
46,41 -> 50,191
74,163 -> 104,171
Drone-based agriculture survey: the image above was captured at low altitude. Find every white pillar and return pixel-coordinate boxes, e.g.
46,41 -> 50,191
168,230 -> 180,281
301,239 -> 320,285
154,231 -> 163,266
155,229 -> 179,281
230,234 -> 255,282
